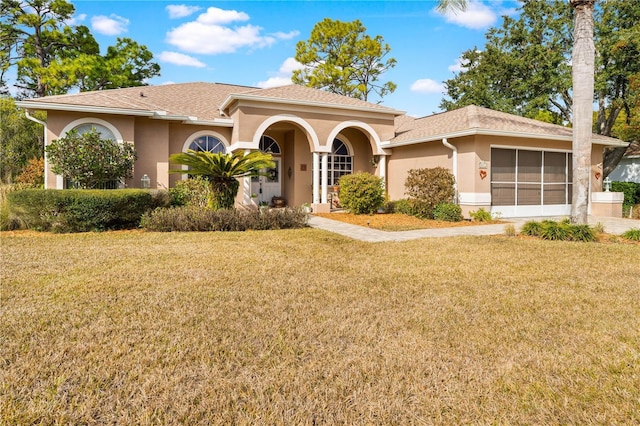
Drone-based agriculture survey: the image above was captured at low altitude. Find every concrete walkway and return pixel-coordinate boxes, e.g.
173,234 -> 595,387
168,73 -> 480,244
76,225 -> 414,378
308,215 -> 640,243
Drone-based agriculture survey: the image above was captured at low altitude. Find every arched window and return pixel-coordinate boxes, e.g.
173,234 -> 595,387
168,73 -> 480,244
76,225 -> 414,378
72,123 -> 116,141
259,135 -> 281,155
328,138 -> 353,185
188,135 -> 225,153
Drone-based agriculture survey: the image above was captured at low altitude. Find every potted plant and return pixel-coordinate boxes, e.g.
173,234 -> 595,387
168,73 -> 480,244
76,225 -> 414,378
272,196 -> 287,208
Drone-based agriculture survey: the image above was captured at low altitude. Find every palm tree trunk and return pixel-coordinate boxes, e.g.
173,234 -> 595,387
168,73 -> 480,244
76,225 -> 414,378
570,0 -> 596,225
209,178 -> 240,210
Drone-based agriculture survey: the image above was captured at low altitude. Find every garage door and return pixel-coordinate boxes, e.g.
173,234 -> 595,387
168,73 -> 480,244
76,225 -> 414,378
491,147 -> 572,217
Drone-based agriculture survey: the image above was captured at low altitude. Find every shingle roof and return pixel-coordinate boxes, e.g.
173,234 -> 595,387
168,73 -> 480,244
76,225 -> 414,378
229,84 -> 401,113
19,82 -> 402,119
19,82 -> 257,120
391,105 -> 625,146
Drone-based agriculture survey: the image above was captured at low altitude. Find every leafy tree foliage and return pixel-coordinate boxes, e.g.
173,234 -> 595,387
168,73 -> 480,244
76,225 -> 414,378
168,150 -> 275,210
292,18 -> 396,102
45,129 -> 137,189
0,97 -> 43,182
1,0 -> 160,98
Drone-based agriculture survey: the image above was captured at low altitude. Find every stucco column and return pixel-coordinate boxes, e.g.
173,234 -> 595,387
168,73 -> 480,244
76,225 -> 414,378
313,152 -> 320,204
379,154 -> 387,189
243,149 -> 252,205
321,153 -> 329,204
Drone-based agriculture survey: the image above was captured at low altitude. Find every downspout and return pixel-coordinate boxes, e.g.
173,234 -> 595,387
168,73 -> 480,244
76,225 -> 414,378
24,110 -> 48,188
442,138 -> 458,203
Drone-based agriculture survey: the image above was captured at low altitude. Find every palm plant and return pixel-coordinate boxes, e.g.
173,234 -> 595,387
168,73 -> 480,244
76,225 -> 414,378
169,150 -> 275,210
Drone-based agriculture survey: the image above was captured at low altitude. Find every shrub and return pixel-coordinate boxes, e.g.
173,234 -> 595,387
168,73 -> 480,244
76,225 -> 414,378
469,208 -> 493,222
504,224 -> 516,236
393,199 -> 412,215
15,157 -> 44,187
520,220 -> 596,242
622,228 -> 640,241
141,206 -> 309,232
404,167 -> 455,219
6,189 -> 162,232
432,203 -> 463,222
611,181 -> 640,207
520,220 -> 545,237
45,129 -> 137,189
169,176 -> 211,207
337,172 -> 385,214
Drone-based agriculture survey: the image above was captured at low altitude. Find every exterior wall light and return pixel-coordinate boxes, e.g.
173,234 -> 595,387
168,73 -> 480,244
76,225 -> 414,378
141,174 -> 151,189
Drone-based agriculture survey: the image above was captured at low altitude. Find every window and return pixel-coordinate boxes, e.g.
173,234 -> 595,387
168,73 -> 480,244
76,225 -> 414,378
491,148 -> 572,206
259,135 -> 281,154
188,135 -> 225,153
328,138 -> 353,186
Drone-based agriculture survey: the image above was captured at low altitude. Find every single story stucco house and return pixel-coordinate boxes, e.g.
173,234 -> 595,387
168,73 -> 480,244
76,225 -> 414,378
17,82 -> 628,218
608,143 -> 640,184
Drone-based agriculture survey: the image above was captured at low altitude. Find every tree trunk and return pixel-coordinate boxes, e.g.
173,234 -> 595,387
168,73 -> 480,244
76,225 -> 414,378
570,0 -> 596,225
210,178 -> 240,210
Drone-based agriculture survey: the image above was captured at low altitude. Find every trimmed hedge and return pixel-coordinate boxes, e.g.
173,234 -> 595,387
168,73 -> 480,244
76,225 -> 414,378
141,206 -> 309,232
6,189 -> 167,232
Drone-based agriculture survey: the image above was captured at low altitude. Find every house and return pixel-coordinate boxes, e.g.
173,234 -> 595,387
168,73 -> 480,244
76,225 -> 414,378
16,82 -> 628,218
608,143 -> 640,184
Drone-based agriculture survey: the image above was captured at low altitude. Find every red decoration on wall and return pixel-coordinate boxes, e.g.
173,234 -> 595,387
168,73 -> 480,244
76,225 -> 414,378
479,170 -> 487,179
595,172 -> 601,180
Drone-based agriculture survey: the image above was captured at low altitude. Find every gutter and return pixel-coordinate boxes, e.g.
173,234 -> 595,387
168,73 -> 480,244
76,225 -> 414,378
23,110 -> 48,188
442,138 -> 458,202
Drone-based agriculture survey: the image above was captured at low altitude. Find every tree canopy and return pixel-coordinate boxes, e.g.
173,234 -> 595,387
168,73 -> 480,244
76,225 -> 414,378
292,18 -> 396,103
1,0 -> 160,98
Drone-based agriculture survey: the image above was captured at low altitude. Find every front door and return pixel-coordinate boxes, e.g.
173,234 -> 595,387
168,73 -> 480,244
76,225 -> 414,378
252,158 -> 281,205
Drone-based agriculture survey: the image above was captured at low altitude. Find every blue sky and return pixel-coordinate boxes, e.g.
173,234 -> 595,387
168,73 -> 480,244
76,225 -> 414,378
64,0 -> 520,117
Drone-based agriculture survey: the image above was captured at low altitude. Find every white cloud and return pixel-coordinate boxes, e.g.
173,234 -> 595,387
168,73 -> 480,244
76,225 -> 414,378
166,5 -> 201,19
158,51 -> 206,68
256,57 -> 303,88
411,79 -> 445,94
196,7 -> 249,25
256,76 -> 292,89
166,7 -> 296,55
91,14 -> 129,36
272,31 -> 300,40
437,0 -> 497,30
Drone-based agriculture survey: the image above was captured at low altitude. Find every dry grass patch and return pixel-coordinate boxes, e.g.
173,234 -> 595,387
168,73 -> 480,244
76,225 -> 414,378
314,212 -> 502,231
2,229 -> 640,424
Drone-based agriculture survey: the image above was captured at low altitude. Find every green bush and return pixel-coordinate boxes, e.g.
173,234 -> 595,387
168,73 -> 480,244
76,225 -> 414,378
169,176 -> 211,207
6,189 -> 164,232
469,208 -> 493,222
520,220 -> 545,237
622,228 -> 640,241
611,181 -> 640,207
141,206 -> 309,232
337,172 -> 385,214
433,203 -> 463,222
392,199 -> 412,215
404,167 -> 455,219
520,219 -> 596,242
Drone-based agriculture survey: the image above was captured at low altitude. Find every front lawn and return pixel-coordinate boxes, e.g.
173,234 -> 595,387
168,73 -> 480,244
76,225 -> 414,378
2,229 -> 639,424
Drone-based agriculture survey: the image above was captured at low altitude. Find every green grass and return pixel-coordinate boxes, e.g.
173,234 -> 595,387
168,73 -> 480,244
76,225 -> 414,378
2,229 -> 640,424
